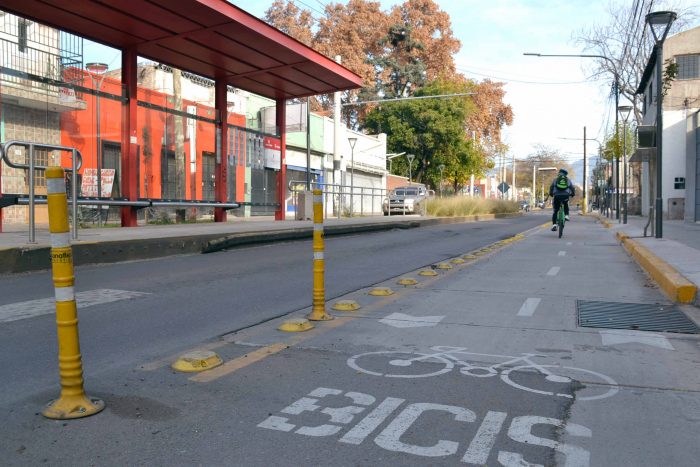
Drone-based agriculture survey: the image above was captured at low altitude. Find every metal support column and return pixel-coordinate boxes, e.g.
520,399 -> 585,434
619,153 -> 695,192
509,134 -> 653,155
120,47 -> 138,227
214,80 -> 229,222
275,99 -> 287,220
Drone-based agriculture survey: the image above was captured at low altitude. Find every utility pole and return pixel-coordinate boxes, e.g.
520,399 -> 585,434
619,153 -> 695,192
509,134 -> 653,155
511,154 -> 516,201
583,126 -> 587,214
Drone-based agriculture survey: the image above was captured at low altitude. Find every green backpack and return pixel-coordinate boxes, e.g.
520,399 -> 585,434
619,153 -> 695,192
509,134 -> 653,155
556,174 -> 569,190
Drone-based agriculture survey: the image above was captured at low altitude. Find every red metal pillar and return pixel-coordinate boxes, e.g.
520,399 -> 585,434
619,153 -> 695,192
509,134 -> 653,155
275,98 -> 286,221
120,47 -> 138,227
214,80 -> 228,222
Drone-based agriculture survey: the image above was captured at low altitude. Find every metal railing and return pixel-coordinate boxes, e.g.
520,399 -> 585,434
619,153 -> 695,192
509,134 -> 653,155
1,140 -> 82,242
288,181 -> 388,219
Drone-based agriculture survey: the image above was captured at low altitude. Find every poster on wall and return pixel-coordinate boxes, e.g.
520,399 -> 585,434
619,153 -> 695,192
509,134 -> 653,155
263,136 -> 281,170
81,168 -> 116,197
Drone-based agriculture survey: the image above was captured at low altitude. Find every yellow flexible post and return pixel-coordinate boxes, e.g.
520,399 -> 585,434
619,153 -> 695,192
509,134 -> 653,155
307,189 -> 332,321
42,167 -> 104,420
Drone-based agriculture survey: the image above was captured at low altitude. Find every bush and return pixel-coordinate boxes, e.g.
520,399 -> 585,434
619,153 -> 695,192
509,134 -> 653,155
426,196 -> 519,217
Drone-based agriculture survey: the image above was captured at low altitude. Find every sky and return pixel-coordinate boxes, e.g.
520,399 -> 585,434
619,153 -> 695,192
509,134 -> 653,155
83,0 -> 700,172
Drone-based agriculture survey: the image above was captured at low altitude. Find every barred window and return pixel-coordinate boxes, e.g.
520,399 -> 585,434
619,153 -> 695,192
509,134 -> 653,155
677,54 -> 700,80
25,148 -> 48,187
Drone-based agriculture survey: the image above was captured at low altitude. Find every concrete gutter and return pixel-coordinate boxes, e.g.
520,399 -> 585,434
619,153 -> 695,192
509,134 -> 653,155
0,212 -> 521,274
616,231 -> 697,304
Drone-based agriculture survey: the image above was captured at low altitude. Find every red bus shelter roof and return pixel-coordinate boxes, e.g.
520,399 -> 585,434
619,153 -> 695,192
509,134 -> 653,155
2,0 -> 363,100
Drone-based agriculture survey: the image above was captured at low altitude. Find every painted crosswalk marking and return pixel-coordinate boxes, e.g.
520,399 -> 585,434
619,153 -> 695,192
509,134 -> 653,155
0,289 -> 150,323
517,298 -> 541,317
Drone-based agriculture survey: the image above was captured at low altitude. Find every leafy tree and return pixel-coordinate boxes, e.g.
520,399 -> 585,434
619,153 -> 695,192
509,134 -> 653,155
514,145 -> 574,199
264,0 -> 315,46
364,80 -> 477,188
573,0 -> 697,123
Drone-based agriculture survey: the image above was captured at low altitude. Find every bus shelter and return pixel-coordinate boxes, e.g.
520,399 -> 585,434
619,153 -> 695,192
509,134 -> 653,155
0,0 -> 362,228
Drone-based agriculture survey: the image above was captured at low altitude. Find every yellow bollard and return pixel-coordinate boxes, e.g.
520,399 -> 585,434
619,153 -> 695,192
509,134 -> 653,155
42,167 -> 104,420
307,189 -> 333,321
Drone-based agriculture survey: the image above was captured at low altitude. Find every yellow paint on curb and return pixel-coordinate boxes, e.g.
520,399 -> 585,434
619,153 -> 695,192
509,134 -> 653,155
172,350 -> 224,372
278,318 -> 315,332
369,287 -> 394,296
616,232 -> 697,303
397,278 -> 418,286
419,270 -> 438,276
332,300 -> 361,311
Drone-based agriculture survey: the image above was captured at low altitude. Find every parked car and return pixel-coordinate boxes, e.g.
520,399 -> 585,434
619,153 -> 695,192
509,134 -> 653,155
383,185 -> 429,215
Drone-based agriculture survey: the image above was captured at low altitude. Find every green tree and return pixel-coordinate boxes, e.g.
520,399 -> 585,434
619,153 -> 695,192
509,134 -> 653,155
364,80 -> 477,188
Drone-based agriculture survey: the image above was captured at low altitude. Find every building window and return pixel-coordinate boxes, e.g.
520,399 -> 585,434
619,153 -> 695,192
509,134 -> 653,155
18,19 -> 29,53
674,177 -> 685,189
25,148 -> 48,187
676,54 -> 700,80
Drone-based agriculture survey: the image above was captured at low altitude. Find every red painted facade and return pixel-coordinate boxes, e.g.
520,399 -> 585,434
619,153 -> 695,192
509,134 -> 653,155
60,69 -> 246,202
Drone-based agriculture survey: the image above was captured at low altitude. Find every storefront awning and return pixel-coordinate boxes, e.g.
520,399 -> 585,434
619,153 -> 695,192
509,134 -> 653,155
1,0 -> 363,100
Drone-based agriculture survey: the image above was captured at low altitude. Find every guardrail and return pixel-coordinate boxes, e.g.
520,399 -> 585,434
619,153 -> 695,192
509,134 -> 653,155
1,140 -> 82,243
1,140 -> 243,242
288,181 -> 388,219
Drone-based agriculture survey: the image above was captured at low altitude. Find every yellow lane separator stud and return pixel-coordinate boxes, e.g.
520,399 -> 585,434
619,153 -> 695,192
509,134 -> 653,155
278,318 -> 315,332
397,278 -> 418,286
436,262 -> 453,270
462,254 -> 477,260
419,270 -> 438,277
451,258 -> 465,264
332,300 -> 361,311
369,287 -> 394,296
172,350 -> 223,372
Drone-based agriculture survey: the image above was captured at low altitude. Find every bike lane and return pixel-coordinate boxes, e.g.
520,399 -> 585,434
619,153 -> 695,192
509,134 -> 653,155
3,216 -> 700,466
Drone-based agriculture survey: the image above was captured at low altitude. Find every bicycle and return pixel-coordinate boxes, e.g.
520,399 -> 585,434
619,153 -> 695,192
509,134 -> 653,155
554,198 -> 568,238
347,346 -> 619,401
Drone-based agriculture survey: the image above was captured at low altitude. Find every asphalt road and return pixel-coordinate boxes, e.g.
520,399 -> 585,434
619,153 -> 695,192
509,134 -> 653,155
4,213 -> 700,466
0,213 -> 545,404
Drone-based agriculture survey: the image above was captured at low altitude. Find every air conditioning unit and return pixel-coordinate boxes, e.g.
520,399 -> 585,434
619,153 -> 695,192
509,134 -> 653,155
637,125 -> 656,148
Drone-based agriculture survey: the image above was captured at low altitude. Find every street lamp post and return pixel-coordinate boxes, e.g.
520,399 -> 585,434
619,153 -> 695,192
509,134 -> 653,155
438,164 -> 445,197
406,153 -> 415,185
646,11 -> 677,238
348,137 -> 357,217
524,52 -> 620,218
86,62 -> 109,225
618,105 -> 633,224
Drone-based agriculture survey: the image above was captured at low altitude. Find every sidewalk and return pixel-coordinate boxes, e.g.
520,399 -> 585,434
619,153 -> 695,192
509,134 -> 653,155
3,214 -> 698,466
594,213 -> 700,304
0,212 -> 520,274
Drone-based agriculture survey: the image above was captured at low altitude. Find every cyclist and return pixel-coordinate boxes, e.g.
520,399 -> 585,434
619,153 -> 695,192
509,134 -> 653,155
549,168 -> 575,231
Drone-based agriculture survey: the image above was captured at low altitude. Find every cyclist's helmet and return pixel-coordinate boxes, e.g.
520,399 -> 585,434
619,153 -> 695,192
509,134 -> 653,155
558,168 -> 568,176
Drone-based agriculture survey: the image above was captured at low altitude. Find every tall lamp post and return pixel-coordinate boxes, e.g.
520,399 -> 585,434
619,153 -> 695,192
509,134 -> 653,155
524,52 -> 620,219
406,153 -> 415,185
86,62 -> 108,191
348,137 -> 357,217
438,164 -> 445,197
646,10 -> 677,239
617,105 -> 633,224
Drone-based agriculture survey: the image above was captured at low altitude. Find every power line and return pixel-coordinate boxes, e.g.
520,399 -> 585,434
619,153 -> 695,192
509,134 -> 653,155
456,67 -> 603,85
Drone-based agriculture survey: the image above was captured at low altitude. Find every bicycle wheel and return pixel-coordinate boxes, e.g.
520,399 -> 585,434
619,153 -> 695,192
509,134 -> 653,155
347,351 -> 453,378
500,364 -> 619,401
558,218 -> 564,238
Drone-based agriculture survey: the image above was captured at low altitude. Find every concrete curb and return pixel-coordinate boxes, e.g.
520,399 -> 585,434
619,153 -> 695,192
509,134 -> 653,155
0,212 -> 522,274
615,231 -> 697,304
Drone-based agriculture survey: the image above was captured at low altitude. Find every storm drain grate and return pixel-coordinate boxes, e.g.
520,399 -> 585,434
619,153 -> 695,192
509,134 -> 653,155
576,300 -> 700,334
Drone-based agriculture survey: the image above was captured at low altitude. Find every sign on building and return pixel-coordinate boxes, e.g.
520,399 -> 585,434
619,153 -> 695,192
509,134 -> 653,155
81,168 -> 116,197
264,136 -> 281,170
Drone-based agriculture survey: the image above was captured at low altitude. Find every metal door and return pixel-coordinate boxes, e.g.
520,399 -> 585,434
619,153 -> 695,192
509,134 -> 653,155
102,141 -> 121,198
202,152 -> 215,201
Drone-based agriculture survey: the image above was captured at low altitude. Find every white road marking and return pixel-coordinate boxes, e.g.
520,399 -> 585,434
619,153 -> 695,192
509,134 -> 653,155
566,242 -> 572,246
462,410 -> 508,464
546,267 -> 560,276
558,251 -> 566,257
517,298 -> 542,317
0,289 -> 150,323
340,397 -> 405,445
374,403 -> 476,457
379,312 -> 445,328
599,330 -> 674,350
